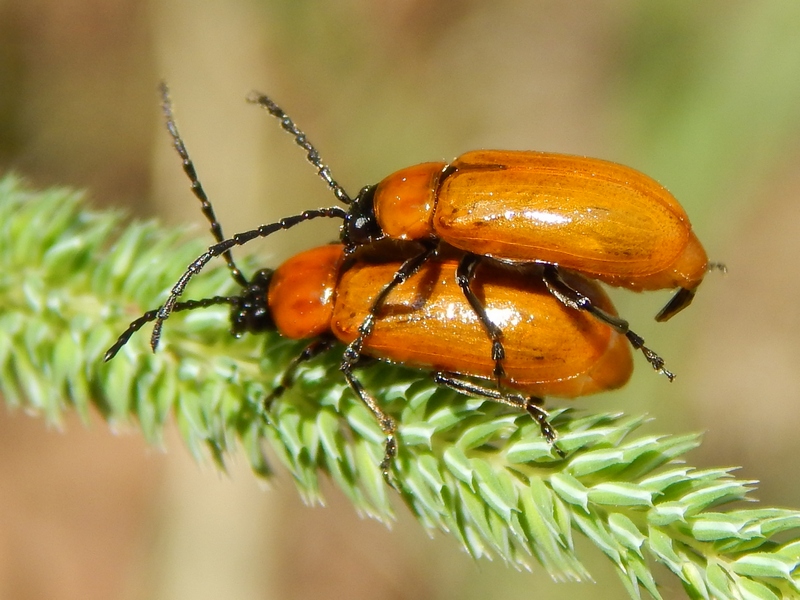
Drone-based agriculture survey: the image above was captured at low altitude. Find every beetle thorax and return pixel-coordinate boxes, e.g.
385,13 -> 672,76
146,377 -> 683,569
371,161 -> 445,241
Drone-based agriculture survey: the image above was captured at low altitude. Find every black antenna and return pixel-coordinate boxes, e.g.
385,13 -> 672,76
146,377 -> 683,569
159,82 -> 249,288
104,296 -> 238,362
149,206 -> 348,350
247,91 -> 352,206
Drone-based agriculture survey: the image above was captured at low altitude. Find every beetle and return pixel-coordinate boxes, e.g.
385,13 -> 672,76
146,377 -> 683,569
106,242 -> 634,478
150,86 -> 686,382
365,150 -> 710,318
253,93 -> 715,323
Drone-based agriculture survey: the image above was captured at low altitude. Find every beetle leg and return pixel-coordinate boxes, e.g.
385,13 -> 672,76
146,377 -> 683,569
433,372 -> 565,458
104,296 -> 240,362
542,265 -> 675,382
456,254 -> 506,385
340,365 -> 398,489
655,262 -> 726,322
542,265 -> 629,330
341,243 -> 439,371
265,336 -> 337,410
654,288 -> 695,322
338,245 -> 439,488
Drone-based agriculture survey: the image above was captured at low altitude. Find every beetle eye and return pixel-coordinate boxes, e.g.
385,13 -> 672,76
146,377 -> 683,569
343,185 -> 382,246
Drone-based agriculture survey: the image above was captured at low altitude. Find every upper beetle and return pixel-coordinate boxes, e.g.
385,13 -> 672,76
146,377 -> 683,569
239,92 -> 714,323
353,150 -> 710,322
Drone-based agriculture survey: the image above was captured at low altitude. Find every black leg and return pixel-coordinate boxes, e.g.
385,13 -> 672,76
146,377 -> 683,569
265,337 -> 337,409
150,206 -> 348,351
542,265 -> 674,381
433,372 -> 565,458
456,254 -> 506,383
654,288 -> 695,323
104,296 -> 239,361
247,92 -> 352,206
337,244 -> 439,487
340,243 -> 439,374
340,366 -> 398,488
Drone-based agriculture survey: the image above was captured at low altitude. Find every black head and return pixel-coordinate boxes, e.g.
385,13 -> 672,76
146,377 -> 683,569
230,269 -> 277,337
341,185 -> 384,249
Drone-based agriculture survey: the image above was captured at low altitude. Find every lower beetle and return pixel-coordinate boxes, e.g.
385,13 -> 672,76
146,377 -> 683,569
106,242 -> 634,477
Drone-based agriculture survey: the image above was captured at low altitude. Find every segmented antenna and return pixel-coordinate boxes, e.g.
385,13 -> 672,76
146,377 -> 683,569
150,206 -> 348,350
159,82 -> 249,288
104,296 -> 239,362
247,92 -> 352,206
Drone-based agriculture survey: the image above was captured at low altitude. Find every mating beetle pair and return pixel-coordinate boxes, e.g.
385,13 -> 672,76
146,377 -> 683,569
106,83 -> 715,477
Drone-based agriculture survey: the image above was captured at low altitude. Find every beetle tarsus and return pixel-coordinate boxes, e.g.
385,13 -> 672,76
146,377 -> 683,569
433,372 -> 562,454
625,331 -> 675,381
524,400 -> 566,457
380,435 -> 400,490
491,341 -> 506,385
543,265 -> 675,381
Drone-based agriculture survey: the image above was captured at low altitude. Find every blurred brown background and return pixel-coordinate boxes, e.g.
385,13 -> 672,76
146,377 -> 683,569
2,1 -> 800,599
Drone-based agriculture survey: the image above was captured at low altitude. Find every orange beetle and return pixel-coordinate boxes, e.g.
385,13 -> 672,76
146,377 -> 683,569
238,93 -> 712,325
151,89 -> 697,382
107,243 -> 634,475
373,150 -> 709,319
329,248 -> 633,399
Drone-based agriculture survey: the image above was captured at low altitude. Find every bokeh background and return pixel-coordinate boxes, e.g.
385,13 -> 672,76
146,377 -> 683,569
2,1 -> 800,599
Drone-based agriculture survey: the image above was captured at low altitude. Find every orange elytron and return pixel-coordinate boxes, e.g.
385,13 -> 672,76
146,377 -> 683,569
331,249 -> 632,399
